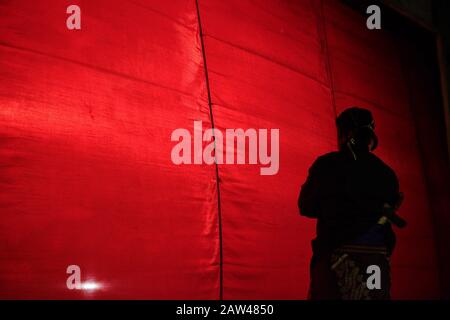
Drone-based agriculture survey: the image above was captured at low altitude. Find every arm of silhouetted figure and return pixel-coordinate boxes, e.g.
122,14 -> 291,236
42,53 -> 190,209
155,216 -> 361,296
298,160 -> 321,218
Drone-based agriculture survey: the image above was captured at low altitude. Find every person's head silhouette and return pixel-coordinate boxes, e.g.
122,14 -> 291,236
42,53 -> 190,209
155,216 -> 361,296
336,107 -> 378,157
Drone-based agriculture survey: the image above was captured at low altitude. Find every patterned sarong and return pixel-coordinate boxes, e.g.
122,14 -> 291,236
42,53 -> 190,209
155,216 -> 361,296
309,244 -> 391,300
330,244 -> 391,300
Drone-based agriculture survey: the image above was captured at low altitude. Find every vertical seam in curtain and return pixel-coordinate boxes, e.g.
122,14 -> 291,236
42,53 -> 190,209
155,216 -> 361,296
318,0 -> 338,119
195,0 -> 224,300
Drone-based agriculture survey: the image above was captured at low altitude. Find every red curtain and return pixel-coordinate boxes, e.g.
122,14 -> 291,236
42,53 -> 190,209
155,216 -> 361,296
0,0 -> 439,299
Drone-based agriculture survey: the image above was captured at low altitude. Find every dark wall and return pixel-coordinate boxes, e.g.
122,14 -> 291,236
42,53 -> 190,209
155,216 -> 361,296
382,0 -> 450,299
400,27 -> 450,300
385,0 -> 450,156
387,0 -> 450,300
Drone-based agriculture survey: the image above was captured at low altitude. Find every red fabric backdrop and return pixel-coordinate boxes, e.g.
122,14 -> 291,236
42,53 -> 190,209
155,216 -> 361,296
0,0 -> 440,299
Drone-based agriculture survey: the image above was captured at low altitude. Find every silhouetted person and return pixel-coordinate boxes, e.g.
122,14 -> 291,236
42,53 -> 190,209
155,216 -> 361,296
298,107 -> 405,300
